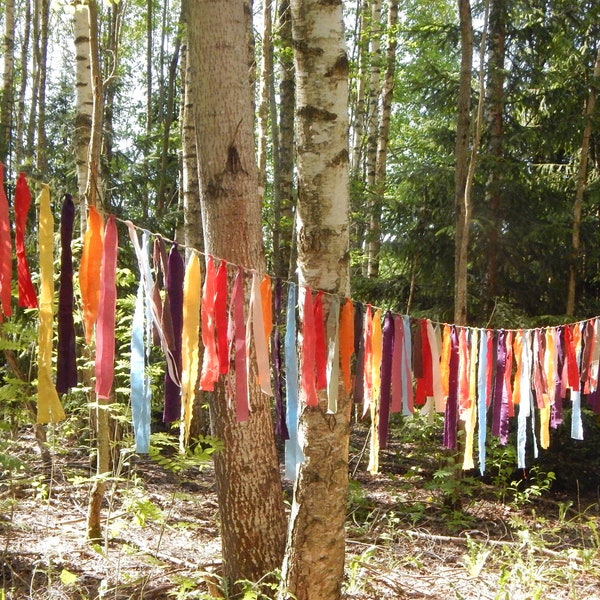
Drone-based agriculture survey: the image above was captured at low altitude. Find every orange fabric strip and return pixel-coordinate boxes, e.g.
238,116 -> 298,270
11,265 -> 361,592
79,206 -> 104,344
339,298 -> 354,394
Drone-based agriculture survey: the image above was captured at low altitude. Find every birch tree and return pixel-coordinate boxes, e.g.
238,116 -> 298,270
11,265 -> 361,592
281,0 -> 350,598
0,0 -> 16,165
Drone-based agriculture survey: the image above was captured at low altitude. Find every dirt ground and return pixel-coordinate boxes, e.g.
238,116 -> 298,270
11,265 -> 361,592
1,425 -> 599,600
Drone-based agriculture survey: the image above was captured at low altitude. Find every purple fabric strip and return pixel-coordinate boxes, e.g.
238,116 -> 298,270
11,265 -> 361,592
378,311 -> 394,449
353,302 -> 365,404
163,244 -> 184,423
56,194 -> 78,394
443,326 -> 459,449
551,326 -> 564,427
273,278 -> 289,439
491,330 -> 507,439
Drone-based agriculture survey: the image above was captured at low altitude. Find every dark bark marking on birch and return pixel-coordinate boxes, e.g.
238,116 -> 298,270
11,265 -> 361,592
298,105 -> 337,121
325,54 -> 348,78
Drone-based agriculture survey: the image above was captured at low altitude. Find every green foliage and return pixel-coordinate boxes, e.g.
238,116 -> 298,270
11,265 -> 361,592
148,432 -> 223,475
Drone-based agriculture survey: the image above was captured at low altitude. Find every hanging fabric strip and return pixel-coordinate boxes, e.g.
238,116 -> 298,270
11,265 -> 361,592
368,308 -> 383,475
440,324 -> 451,400
457,327 -> 470,417
247,271 -> 273,396
56,194 -> 78,394
326,296 -> 341,414
180,253 -> 201,445
485,330 -> 495,407
131,280 -> 150,453
552,326 -> 564,426
477,328 -> 488,474
80,206 -> 104,343
301,286 -> 318,407
462,328 -> 479,470
379,311 -> 394,449
353,302 -> 365,404
339,298 -> 354,395
151,239 -> 166,346
362,304 -> 374,417
499,330 -> 513,444
126,222 -> 179,384
589,319 -> 600,393
285,282 -> 303,479
261,275 -> 273,345
231,268 -> 249,421
200,256 -> 220,391
163,244 -> 184,423
0,164 -> 12,318
426,320 -> 444,412
516,330 -> 533,468
36,185 -> 65,423
215,261 -> 229,375
272,278 -> 289,439
581,320 -> 594,394
313,291 -> 328,391
14,173 -> 38,308
95,215 -> 118,399
416,319 -> 433,408
391,315 -> 403,413
443,326 -> 459,449
491,330 -> 507,439
402,315 -> 413,415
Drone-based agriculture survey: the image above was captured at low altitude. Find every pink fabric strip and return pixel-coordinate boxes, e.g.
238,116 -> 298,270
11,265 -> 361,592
215,260 -> 229,375
313,291 -> 327,391
301,286 -> 318,407
200,256 -> 220,391
391,315 -> 404,413
95,215 -> 118,399
231,268 -> 249,421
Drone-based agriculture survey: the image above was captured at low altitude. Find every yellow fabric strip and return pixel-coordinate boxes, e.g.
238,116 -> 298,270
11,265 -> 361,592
180,253 -> 201,449
37,185 -> 65,424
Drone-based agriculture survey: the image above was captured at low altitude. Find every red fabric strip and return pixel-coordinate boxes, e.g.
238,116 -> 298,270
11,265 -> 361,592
14,173 -> 37,308
231,268 -> 249,421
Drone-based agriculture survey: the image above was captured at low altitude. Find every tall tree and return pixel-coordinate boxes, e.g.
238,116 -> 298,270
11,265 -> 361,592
273,0 -> 295,278
281,0 -> 351,598
15,0 -> 31,169
483,0 -> 506,312
0,0 -> 16,166
567,43 -> 600,316
184,0 -> 287,584
453,0 -> 473,325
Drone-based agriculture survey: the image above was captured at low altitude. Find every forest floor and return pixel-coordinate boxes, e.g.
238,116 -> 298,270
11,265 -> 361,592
1,421 -> 599,600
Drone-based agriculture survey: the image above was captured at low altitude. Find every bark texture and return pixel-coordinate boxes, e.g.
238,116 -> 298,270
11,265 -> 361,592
453,0 -> 473,326
184,0 -> 286,584
282,1 -> 350,598
0,0 -> 15,165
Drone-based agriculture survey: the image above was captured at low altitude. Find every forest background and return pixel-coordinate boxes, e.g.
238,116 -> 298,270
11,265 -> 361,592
0,0 -> 600,599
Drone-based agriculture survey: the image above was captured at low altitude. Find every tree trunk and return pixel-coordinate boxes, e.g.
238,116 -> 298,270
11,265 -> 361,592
274,0 -> 295,279
180,40 -> 202,251
484,0 -> 506,314
26,0 -> 40,162
365,0 -> 382,277
146,0 -> 153,134
85,0 -> 104,210
368,0 -> 398,279
566,44 -> 600,316
257,0 -> 273,197
282,1 -> 350,599
15,0 -> 31,169
184,0 -> 286,584
0,0 -> 16,166
34,0 -> 49,174
453,0 -> 473,326
73,2 -> 93,209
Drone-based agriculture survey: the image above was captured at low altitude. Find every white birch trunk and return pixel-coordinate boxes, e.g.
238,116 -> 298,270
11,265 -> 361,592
282,1 -> 350,598
1,0 -> 16,165
73,3 -> 93,202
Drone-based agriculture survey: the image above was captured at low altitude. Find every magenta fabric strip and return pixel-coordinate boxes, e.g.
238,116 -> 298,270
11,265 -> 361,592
443,326 -> 459,449
231,268 -> 249,421
378,311 -> 394,449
